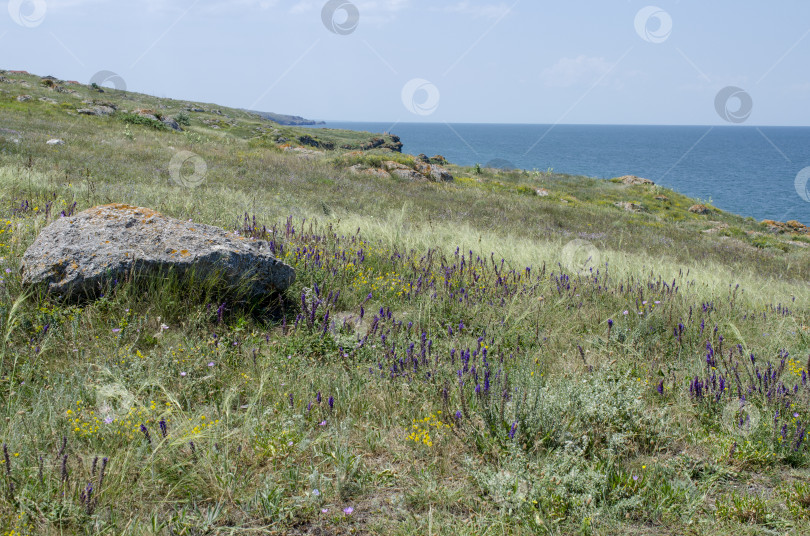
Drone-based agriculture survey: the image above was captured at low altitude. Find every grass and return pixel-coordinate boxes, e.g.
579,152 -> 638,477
0,70 -> 809,535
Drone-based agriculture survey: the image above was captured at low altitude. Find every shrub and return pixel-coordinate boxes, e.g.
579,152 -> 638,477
120,112 -> 168,131
174,111 -> 191,126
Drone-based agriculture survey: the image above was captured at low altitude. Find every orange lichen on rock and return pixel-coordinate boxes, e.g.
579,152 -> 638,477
85,203 -> 162,220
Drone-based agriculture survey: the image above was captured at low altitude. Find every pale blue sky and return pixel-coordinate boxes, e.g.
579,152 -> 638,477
4,0 -> 810,125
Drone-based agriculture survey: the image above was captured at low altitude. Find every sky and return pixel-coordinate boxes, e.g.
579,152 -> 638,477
3,0 -> 810,125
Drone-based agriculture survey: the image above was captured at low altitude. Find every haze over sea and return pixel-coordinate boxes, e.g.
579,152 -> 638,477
309,123 -> 810,226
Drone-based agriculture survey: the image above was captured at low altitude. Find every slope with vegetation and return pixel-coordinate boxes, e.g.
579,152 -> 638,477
0,70 -> 809,535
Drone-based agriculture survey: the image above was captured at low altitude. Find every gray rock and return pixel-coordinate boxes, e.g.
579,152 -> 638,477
21,204 -> 295,301
616,175 -> 655,186
615,201 -> 646,212
415,162 -> 454,182
16,95 -> 32,102
427,164 -> 453,182
77,105 -> 116,116
383,161 -> 410,171
161,118 -> 182,131
391,168 -> 426,181
46,139 -> 65,146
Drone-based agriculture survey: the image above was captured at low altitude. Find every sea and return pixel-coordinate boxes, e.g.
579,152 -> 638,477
305,122 -> 810,226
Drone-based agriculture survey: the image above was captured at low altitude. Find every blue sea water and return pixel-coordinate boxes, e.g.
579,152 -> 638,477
307,122 -> 810,225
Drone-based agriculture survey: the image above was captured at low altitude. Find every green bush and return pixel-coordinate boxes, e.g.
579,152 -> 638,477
174,111 -> 191,126
750,234 -> 789,251
120,112 -> 168,131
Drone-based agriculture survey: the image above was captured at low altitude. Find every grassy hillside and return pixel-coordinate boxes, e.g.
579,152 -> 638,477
0,70 -> 809,535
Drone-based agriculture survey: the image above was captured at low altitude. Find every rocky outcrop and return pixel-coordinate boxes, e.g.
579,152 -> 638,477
133,109 -> 159,121
616,175 -> 655,186
77,106 -> 116,116
298,134 -> 335,150
390,168 -> 426,181
345,160 -> 454,182
615,201 -> 646,212
688,204 -> 711,215
21,204 -> 295,301
385,135 -> 403,152
161,117 -> 182,131
762,219 -> 810,235
414,162 -> 453,182
383,161 -> 410,172
383,161 -> 427,181
340,135 -> 402,152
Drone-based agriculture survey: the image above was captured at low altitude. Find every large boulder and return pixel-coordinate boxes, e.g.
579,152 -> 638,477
22,204 -> 295,301
161,117 -> 182,131
415,162 -> 453,181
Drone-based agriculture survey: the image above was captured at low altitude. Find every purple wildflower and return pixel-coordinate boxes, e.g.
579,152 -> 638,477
140,424 -> 152,444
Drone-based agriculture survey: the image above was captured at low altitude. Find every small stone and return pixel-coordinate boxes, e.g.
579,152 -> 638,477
615,201 -> 646,212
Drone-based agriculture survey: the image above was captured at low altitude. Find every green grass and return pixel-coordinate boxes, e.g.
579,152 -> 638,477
0,70 -> 809,535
